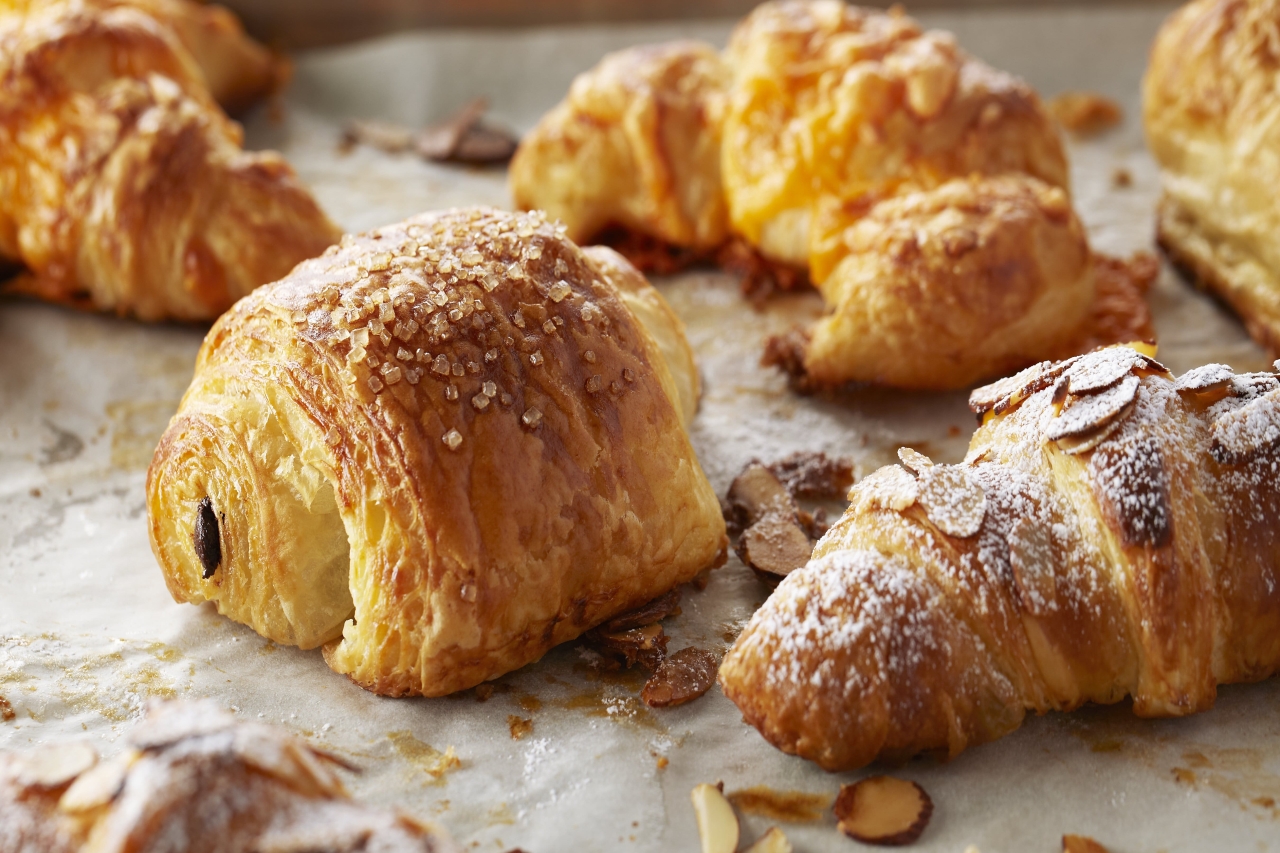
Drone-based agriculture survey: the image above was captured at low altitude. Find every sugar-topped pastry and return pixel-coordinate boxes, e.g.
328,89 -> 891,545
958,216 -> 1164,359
146,207 -> 727,697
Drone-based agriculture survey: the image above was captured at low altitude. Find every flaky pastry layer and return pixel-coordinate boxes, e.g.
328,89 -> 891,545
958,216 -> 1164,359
147,207 -> 726,697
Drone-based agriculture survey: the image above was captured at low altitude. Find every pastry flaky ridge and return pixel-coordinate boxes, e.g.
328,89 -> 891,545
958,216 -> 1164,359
146,206 -> 727,697
512,0 -> 1154,390
720,345 -> 1280,771
0,700 -> 455,853
1145,0 -> 1280,354
0,0 -> 340,321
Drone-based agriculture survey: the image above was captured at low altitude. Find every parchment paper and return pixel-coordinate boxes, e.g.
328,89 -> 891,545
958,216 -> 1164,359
4,4 -> 1280,851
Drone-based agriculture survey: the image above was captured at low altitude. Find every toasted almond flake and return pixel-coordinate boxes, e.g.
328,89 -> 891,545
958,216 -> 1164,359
1210,387 -> 1280,464
917,466 -> 986,537
897,447 -> 934,475
14,742 -> 97,789
834,776 -> 932,846
1174,363 -> 1234,395
1046,375 -> 1140,441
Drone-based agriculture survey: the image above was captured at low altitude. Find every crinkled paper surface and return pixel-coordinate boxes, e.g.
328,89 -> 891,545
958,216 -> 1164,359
3,4 -> 1280,851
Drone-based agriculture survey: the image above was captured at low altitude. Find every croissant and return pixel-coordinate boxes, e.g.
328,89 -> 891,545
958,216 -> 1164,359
0,0 -> 288,113
0,0 -> 340,321
0,700 -> 455,853
146,206 -> 727,697
512,1 -> 1152,389
1145,0 -> 1280,354
719,345 -> 1280,771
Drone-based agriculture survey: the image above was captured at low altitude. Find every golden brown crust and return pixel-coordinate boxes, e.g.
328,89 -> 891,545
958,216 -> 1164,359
0,2 -> 338,321
720,347 -> 1280,771
147,207 -> 726,697
723,0 -> 1068,269
513,2 -> 1129,390
803,175 -> 1094,390
1143,0 -> 1280,354
0,701 -> 455,852
510,40 -> 730,251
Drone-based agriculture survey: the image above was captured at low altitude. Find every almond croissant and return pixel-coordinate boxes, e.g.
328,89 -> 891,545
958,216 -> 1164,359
146,207 -> 726,697
0,700 -> 455,853
0,1 -> 339,321
512,1 -> 1153,389
720,346 -> 1280,771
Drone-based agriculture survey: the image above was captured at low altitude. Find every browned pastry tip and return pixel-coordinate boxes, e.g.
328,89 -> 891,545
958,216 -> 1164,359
0,0 -> 338,321
0,700 -> 456,853
722,346 -> 1280,770
147,207 -> 726,697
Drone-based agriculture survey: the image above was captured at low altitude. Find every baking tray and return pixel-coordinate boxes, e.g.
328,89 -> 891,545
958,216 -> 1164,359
3,3 -> 1279,851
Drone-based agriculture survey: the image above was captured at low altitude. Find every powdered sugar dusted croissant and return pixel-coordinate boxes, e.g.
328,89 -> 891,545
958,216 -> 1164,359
0,1 -> 338,320
0,700 -> 454,853
512,1 -> 1152,389
147,207 -> 726,697
719,346 -> 1280,770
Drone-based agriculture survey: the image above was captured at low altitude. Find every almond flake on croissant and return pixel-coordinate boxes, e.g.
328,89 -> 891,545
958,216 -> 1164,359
512,1 -> 1152,390
720,346 -> 1280,771
0,700 -> 455,853
146,207 -> 727,697
0,0 -> 339,321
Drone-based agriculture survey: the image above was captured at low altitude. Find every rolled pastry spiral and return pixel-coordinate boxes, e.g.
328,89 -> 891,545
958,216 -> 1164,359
512,1 -> 1153,389
720,346 -> 1280,770
0,0 -> 339,320
147,207 -> 726,697
0,700 -> 455,853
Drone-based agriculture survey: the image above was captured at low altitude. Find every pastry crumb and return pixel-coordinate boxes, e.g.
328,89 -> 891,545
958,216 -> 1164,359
1048,91 -> 1123,136
0,695 -> 14,722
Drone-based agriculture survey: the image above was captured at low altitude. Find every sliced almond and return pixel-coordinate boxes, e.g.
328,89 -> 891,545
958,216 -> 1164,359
13,741 -> 97,790
969,359 -> 1061,416
916,466 -> 986,538
896,447 -> 934,475
856,466 -> 920,512
59,755 -> 130,813
766,452 -> 854,500
834,776 -> 933,846
1052,417 -> 1122,456
605,587 -> 683,633
1229,373 -> 1280,400
585,623 -> 668,670
1045,375 -> 1140,442
1063,347 -> 1161,395
737,514 -> 813,579
726,463 -> 796,524
1174,363 -> 1234,397
642,647 -> 717,708
1062,835 -> 1111,853
691,783 -> 739,853
741,827 -> 792,853
1210,387 -> 1280,465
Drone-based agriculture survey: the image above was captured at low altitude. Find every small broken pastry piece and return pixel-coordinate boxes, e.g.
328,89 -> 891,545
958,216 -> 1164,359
510,40 -> 731,253
0,700 -> 455,853
1062,836 -> 1111,853
720,346 -> 1280,770
834,776 -> 933,846
1145,0 -> 1280,354
147,207 -> 727,697
0,0 -> 340,321
1047,91 -> 1123,136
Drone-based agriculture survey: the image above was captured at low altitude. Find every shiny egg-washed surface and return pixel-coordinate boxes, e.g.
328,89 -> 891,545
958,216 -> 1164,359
5,4 -> 1280,852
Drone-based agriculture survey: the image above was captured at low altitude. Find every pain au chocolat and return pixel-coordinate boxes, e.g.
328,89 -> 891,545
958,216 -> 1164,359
146,207 -> 726,697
